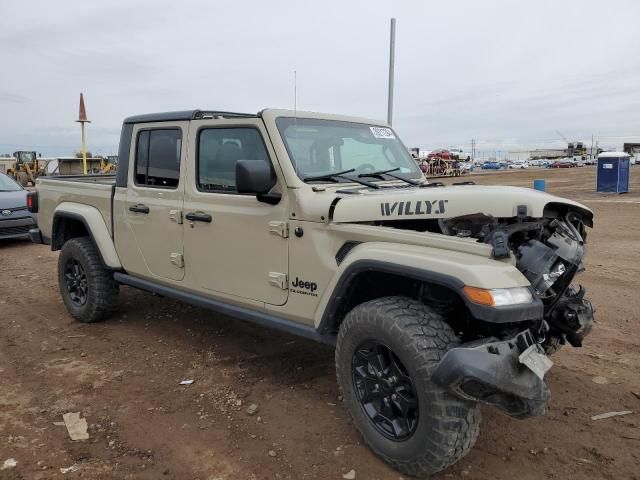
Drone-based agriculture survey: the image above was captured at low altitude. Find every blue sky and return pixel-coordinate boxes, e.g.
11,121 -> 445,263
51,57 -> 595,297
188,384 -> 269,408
1,0 -> 639,156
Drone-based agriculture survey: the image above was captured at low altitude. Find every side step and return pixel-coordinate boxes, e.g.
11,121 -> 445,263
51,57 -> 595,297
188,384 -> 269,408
113,272 -> 335,345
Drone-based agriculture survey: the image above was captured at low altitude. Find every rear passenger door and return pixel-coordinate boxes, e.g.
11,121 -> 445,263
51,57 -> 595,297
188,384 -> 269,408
123,123 -> 187,281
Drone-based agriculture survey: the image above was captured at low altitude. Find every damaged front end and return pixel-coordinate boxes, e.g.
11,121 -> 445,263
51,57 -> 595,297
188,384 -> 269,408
441,207 -> 594,354
429,207 -> 594,418
432,330 -> 551,418
333,186 -> 595,418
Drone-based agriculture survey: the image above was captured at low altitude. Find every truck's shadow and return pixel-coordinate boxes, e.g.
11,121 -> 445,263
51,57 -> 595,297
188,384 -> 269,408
117,285 -> 336,386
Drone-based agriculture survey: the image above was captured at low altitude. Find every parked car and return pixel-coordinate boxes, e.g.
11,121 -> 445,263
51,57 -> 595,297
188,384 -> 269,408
427,149 -> 453,160
550,161 -> 572,168
458,161 -> 474,173
509,160 -> 529,169
449,148 -> 471,161
530,159 -> 548,168
481,161 -> 504,170
0,172 -> 37,240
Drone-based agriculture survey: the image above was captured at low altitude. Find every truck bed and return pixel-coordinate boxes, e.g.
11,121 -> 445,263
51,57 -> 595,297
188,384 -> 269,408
40,174 -> 116,185
36,175 -> 116,239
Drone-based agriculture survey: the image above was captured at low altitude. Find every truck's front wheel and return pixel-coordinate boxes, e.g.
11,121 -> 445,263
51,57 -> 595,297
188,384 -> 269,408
335,297 -> 480,477
58,237 -> 119,323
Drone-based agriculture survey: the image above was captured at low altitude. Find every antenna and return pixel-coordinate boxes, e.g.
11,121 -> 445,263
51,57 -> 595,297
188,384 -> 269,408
387,18 -> 396,126
294,70 -> 297,114
293,70 -> 298,175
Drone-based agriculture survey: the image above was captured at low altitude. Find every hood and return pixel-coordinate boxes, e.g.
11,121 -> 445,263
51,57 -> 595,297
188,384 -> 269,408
0,190 -> 27,210
295,185 -> 593,226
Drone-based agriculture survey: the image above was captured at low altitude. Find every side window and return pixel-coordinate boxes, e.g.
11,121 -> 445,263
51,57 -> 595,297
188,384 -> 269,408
135,129 -> 182,188
197,127 -> 270,192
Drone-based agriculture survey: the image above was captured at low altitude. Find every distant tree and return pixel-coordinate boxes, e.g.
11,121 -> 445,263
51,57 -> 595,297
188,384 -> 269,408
75,151 -> 93,158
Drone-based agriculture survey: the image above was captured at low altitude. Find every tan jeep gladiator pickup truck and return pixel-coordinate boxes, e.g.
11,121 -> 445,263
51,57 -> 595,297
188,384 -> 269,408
28,109 -> 594,477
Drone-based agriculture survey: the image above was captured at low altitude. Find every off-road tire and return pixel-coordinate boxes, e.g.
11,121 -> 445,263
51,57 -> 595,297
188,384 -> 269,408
58,237 -> 119,323
335,297 -> 481,477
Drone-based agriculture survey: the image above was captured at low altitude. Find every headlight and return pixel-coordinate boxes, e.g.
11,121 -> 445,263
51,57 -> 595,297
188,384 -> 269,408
463,286 -> 533,307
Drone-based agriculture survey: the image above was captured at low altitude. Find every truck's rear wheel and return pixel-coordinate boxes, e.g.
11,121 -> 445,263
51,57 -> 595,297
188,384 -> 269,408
335,297 -> 480,477
58,237 -> 119,323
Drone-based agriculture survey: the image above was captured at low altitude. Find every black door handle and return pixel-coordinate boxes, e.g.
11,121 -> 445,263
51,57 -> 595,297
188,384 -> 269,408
129,204 -> 150,214
185,211 -> 212,223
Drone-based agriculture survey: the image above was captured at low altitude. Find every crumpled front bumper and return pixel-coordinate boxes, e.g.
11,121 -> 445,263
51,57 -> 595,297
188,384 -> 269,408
431,330 -> 551,419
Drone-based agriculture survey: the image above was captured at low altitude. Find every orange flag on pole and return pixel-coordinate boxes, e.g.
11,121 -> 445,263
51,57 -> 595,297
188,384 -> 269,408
77,93 -> 89,122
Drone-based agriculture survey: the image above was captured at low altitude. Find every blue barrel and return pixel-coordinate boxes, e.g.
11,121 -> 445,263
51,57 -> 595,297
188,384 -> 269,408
533,179 -> 546,192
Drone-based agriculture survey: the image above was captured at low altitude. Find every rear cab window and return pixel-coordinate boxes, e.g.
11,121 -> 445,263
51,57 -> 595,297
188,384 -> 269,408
135,129 -> 182,188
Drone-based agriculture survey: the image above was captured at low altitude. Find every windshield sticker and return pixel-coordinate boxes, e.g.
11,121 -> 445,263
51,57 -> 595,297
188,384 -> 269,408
369,127 -> 395,139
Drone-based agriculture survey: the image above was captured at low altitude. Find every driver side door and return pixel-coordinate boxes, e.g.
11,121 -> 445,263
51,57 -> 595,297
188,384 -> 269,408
182,118 -> 290,306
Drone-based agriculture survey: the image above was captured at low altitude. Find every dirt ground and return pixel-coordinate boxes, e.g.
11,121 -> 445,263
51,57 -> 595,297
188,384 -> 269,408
1,167 -> 639,480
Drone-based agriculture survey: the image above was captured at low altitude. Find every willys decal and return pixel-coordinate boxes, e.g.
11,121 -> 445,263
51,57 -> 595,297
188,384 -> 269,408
380,200 -> 448,217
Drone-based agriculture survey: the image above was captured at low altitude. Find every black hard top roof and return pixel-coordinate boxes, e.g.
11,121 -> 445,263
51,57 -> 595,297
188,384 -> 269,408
123,110 -> 257,124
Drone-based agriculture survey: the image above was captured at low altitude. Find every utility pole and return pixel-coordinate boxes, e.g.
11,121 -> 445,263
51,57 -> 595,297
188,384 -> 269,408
591,134 -> 594,160
471,139 -> 476,162
76,93 -> 90,175
387,18 -> 396,126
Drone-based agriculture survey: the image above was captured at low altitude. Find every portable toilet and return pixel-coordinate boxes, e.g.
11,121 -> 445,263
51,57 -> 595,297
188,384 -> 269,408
596,152 -> 630,193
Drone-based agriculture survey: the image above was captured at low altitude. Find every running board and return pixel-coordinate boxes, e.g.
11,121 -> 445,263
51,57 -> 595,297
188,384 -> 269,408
113,273 -> 335,345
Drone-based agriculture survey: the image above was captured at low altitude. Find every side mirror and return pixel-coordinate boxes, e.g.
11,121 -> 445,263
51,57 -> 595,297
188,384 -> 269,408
235,160 -> 281,204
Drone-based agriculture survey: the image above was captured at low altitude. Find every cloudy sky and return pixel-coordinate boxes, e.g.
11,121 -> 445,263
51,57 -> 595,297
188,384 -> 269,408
1,0 -> 639,156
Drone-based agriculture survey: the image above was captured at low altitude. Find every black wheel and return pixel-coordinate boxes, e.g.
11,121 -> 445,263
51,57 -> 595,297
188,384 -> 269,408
335,297 -> 480,477
351,340 -> 419,441
64,258 -> 89,306
58,237 -> 119,323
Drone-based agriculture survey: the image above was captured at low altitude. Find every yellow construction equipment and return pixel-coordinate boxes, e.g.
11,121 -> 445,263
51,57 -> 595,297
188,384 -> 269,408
7,151 -> 47,186
52,156 -> 116,175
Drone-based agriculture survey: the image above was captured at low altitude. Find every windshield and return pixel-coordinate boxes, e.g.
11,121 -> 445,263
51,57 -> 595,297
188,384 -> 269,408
0,173 -> 22,192
276,117 -> 422,182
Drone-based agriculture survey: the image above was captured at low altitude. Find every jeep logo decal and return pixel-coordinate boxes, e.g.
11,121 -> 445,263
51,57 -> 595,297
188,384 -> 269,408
291,277 -> 318,297
380,200 -> 448,217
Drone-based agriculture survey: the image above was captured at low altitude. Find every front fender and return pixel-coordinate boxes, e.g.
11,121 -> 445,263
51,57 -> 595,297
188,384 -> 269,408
314,242 -> 541,330
53,202 -> 122,269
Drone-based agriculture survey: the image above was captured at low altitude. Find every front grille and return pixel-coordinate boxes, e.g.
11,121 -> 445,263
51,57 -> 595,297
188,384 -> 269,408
0,225 -> 30,236
4,206 -> 28,213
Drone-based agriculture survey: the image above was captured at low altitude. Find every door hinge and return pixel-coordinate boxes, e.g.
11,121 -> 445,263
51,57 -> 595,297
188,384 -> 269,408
268,272 -> 288,290
170,253 -> 184,268
169,209 -> 183,224
269,221 -> 289,238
